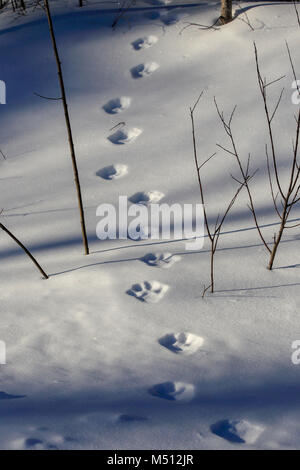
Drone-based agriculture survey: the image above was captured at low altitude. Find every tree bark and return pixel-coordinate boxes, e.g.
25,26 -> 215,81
44,0 -> 89,255
221,0 -> 232,23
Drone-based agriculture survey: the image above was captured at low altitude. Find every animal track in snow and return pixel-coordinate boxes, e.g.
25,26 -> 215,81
142,252 -> 181,268
108,127 -> 142,145
131,62 -> 160,78
11,429 -> 76,450
132,36 -> 158,50
129,190 -> 164,205
211,419 -> 264,445
96,164 -> 128,180
23,438 -> 57,450
159,332 -> 204,355
103,97 -> 131,114
127,280 -> 169,303
149,382 -> 195,401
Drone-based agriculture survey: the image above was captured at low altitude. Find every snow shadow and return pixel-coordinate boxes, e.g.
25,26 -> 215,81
0,391 -> 26,400
118,414 -> 148,423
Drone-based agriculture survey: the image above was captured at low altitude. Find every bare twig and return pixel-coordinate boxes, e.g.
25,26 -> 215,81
44,0 -> 89,255
215,97 -> 270,254
294,0 -> 300,28
236,2 -> 254,31
111,0 -> 136,29
254,42 -> 285,200
34,91 -> 62,101
190,93 -> 245,295
109,121 -> 125,132
0,210 -> 48,279
179,17 -> 220,35
216,42 -> 300,271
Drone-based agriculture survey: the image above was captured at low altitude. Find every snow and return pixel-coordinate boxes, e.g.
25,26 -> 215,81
0,0 -> 300,450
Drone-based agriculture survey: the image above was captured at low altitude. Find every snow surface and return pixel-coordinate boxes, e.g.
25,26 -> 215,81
0,0 -> 300,450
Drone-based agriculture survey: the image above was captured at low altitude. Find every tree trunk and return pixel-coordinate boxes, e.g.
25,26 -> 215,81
268,217 -> 285,270
221,0 -> 232,23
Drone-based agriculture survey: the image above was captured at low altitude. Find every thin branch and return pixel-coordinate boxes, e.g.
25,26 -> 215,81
254,42 -> 285,200
0,216 -> 48,279
264,75 -> 286,88
44,0 -> 89,255
270,88 -> 284,123
179,17 -> 220,35
109,121 -> 125,132
214,96 -> 271,253
198,152 -> 217,171
266,144 -> 282,219
111,0 -> 135,29
190,100 -> 212,243
190,92 -> 245,294
34,91 -> 62,101
236,2 -> 254,31
294,0 -> 300,28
